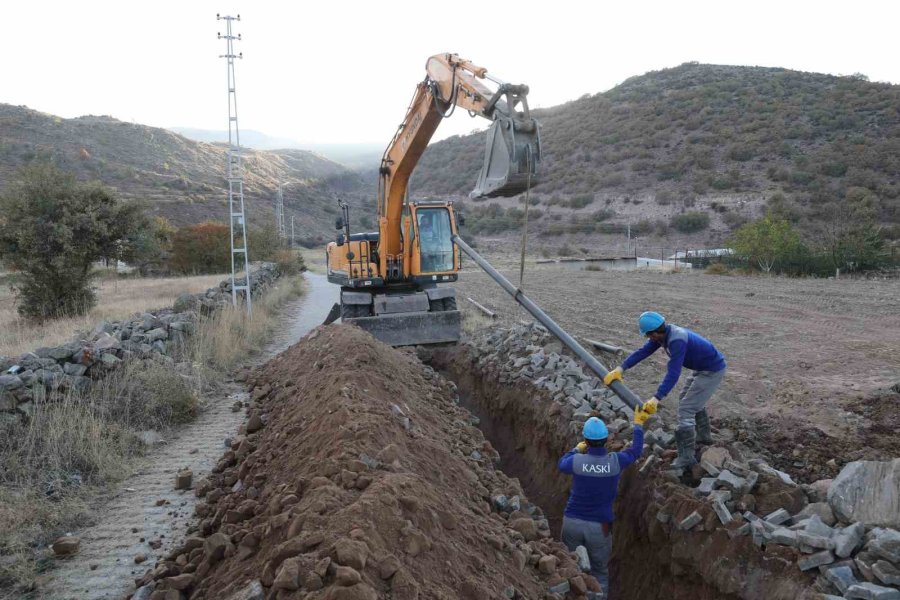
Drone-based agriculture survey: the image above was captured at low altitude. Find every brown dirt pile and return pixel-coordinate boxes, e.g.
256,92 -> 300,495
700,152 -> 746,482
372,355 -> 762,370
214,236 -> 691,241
135,324 -> 596,600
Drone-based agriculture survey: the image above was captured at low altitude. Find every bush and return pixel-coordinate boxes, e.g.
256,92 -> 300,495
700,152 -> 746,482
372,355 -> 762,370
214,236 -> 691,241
671,211 -> 710,233
0,163 -> 144,321
704,262 -> 730,275
170,222 -> 230,274
273,249 -> 307,275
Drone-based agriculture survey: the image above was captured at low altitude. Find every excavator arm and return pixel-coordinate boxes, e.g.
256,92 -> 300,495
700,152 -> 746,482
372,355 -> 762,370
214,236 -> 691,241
378,53 -> 541,263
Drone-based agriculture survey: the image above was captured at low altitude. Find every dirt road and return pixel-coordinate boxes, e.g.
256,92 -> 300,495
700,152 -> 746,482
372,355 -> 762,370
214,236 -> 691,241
39,274 -> 338,600
454,265 -> 900,478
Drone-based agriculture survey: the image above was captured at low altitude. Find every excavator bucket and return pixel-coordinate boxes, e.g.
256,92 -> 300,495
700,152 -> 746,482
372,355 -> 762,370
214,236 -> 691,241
471,117 -> 540,198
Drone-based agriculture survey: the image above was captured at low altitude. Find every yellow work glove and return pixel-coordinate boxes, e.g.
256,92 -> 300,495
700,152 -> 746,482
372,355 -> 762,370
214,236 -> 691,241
575,441 -> 589,453
633,407 -> 650,427
603,367 -> 623,387
643,397 -> 660,414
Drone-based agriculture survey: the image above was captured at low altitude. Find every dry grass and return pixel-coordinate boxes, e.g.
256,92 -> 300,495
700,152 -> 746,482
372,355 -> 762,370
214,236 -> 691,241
0,273 -> 222,358
0,276 -> 304,594
191,276 -> 305,371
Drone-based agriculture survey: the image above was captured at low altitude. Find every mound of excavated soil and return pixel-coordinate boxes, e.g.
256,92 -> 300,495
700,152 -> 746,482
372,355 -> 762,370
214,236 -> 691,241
135,324 -> 597,599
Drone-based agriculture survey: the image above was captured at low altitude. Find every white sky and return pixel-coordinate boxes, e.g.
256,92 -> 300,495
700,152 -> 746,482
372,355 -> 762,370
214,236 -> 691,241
4,1 -> 899,145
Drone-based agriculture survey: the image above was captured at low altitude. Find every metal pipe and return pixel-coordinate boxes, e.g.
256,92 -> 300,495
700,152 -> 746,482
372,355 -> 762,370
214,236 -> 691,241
453,235 -> 642,410
587,340 -> 625,356
466,297 -> 497,319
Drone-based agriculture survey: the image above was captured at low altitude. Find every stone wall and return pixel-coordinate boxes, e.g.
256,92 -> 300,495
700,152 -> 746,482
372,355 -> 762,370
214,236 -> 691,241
0,263 -> 282,422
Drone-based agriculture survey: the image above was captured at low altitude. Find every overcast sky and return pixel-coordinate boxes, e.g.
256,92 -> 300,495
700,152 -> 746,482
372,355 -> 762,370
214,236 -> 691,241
5,1 -> 898,145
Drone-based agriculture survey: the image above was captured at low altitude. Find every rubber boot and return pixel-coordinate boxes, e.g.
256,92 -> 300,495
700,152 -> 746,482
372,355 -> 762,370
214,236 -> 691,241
695,409 -> 713,445
672,426 -> 697,469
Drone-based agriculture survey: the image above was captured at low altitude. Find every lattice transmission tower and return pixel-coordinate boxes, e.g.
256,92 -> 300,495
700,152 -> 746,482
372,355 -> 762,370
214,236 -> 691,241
275,183 -> 286,243
217,13 -> 252,315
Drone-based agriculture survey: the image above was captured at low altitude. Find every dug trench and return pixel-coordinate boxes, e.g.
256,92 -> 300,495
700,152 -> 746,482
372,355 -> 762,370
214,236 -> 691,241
135,323 -> 825,600
426,344 -> 814,600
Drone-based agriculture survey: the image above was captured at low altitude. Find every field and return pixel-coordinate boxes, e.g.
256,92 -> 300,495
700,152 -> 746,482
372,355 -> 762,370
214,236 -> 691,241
0,273 -> 222,357
453,261 -> 900,479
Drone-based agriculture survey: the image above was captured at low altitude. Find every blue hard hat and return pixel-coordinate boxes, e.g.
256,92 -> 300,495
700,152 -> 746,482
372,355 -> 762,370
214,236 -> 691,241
583,417 -> 609,441
638,311 -> 666,335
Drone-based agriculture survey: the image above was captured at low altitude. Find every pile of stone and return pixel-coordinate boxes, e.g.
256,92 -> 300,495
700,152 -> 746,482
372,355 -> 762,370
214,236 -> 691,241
467,322 -> 676,450
0,263 -> 282,421
666,441 -> 900,599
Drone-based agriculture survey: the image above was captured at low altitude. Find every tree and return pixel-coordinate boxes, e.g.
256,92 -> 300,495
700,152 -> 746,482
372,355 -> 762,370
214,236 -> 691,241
170,222 -> 231,274
124,216 -> 176,275
730,213 -> 804,273
820,193 -> 884,273
0,163 -> 143,320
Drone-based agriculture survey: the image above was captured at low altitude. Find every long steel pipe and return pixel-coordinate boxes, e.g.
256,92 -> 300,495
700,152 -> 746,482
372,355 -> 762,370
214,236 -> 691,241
453,235 -> 642,410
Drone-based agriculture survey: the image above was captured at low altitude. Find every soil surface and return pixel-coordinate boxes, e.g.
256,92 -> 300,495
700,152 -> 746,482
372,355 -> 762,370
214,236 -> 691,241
453,265 -> 900,481
142,324 -> 595,599
38,273 -> 337,600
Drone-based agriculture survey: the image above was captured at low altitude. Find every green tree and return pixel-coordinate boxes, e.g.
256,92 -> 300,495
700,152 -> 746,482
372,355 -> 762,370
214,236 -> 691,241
820,193 -> 884,273
730,213 -> 804,272
0,163 -> 143,320
170,222 -> 230,274
124,216 -> 176,275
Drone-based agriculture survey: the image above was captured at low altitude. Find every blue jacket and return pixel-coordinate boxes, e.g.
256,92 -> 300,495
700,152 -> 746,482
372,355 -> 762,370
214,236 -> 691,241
621,324 -> 725,399
558,426 -> 644,523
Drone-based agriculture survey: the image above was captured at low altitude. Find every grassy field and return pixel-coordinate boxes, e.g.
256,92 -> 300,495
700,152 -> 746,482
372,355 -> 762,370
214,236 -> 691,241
0,273 -> 222,358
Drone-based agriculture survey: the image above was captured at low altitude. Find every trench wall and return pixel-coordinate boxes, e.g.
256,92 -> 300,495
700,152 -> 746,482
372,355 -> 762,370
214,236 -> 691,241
428,326 -> 819,600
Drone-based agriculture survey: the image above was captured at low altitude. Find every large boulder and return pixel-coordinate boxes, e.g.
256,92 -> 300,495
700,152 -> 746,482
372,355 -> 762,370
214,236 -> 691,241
828,459 -> 900,528
174,293 -> 199,313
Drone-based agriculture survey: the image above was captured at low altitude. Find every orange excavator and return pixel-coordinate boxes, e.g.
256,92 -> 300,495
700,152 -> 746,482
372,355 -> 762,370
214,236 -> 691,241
325,53 -> 541,346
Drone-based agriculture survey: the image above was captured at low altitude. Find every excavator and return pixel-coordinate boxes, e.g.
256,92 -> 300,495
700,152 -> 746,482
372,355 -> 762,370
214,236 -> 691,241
325,53 -> 541,346
324,53 -> 648,414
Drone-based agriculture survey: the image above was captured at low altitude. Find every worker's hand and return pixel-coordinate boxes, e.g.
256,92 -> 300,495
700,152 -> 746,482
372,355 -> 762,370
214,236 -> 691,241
633,407 -> 651,427
642,397 -> 660,415
575,441 -> 589,453
603,367 -> 623,387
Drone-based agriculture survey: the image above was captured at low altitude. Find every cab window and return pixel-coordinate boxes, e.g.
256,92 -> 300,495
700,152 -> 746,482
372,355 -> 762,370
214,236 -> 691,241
416,208 -> 454,273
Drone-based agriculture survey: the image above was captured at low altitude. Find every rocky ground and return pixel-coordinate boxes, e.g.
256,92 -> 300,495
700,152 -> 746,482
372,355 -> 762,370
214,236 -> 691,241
126,320 -> 900,600
430,322 -> 900,600
452,264 -> 900,483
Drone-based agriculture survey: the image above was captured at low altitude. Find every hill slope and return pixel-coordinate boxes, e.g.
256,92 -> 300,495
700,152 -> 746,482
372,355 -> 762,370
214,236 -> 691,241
411,64 -> 900,246
0,104 -> 370,241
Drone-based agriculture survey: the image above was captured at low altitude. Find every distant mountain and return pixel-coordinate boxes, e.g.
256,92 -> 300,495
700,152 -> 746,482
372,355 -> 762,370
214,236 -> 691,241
169,127 -> 383,170
411,63 -> 900,245
0,105 -> 371,244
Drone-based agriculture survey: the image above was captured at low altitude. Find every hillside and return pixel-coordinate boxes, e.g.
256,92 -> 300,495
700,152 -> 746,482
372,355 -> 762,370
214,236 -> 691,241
411,63 -> 900,250
169,127 -> 383,169
0,104 -> 370,243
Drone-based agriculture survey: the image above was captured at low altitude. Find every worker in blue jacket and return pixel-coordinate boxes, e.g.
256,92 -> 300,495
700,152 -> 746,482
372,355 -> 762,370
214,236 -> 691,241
603,311 -> 726,469
558,410 -> 648,594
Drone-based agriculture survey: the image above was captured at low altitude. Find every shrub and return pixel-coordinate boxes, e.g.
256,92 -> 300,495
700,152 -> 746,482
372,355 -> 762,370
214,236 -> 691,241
671,211 -> 710,233
170,222 -> 230,274
273,249 -> 307,275
0,163 -> 144,321
705,262 -> 730,275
